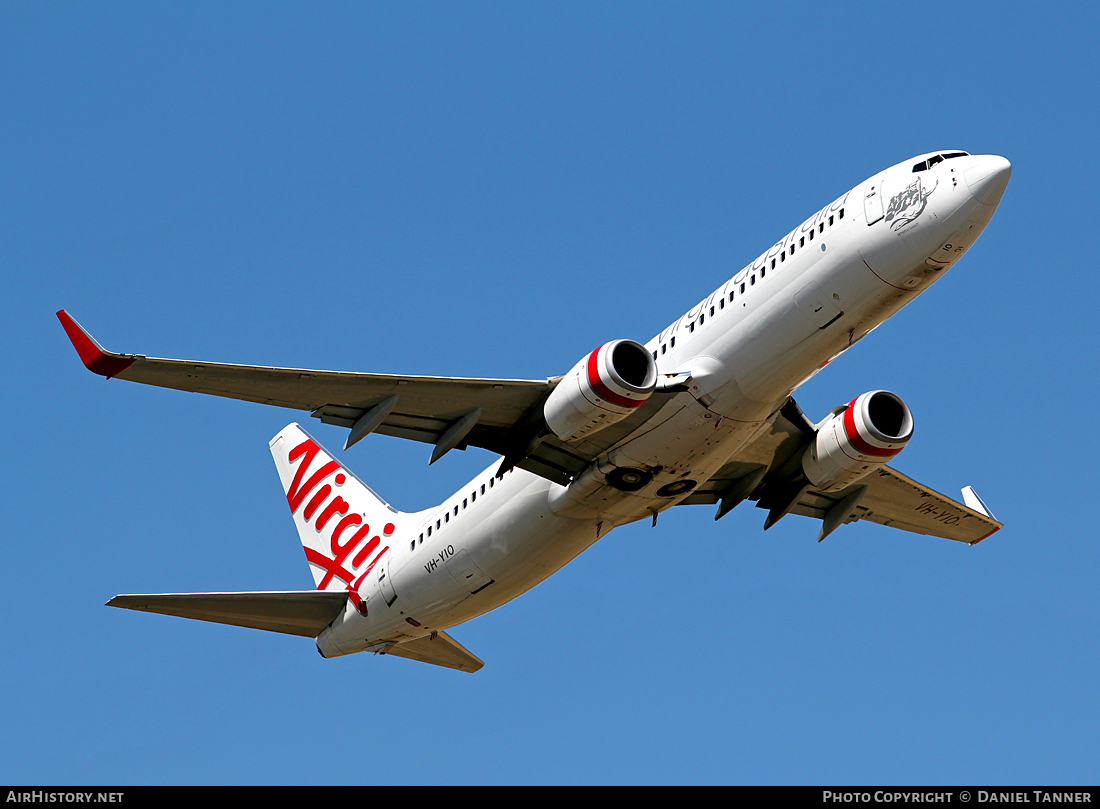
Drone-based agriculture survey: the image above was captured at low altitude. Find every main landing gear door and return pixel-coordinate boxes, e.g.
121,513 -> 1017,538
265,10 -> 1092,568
864,173 -> 886,226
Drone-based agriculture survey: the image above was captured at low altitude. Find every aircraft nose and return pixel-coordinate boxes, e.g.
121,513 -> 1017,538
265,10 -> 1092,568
964,155 -> 1011,207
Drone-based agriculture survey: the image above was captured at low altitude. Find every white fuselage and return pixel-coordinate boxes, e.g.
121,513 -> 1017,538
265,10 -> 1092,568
317,151 -> 1009,657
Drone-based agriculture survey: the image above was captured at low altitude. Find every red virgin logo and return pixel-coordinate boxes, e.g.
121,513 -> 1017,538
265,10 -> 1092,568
286,437 -> 392,597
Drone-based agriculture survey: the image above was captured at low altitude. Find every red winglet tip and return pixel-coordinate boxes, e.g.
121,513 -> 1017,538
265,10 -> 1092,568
969,525 -> 1002,546
56,310 -> 135,378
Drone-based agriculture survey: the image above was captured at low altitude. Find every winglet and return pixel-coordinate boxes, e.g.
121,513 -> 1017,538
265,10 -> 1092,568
961,485 -> 997,521
56,310 -> 137,378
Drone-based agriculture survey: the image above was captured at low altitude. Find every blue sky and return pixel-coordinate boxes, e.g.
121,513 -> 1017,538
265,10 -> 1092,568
4,2 -> 1099,785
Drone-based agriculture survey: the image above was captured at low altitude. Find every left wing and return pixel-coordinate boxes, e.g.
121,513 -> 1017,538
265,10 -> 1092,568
684,398 -> 1002,544
59,310 -> 683,485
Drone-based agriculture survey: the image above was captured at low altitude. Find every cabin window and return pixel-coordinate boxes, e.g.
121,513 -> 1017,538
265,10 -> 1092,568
710,306 -> 715,316
445,512 -> 449,523
771,259 -> 776,269
719,299 -> 724,310
463,498 -> 467,509
489,478 -> 494,488
454,505 -> 459,516
819,223 -> 824,233
800,236 -> 805,247
436,519 -> 440,529
481,484 -> 486,495
428,525 -> 433,536
760,268 -> 765,279
728,292 -> 734,303
790,245 -> 795,255
808,229 -> 813,240
750,275 -> 756,285
410,540 -> 415,551
689,322 -> 695,333
829,215 -> 834,226
838,208 -> 844,219
670,336 -> 676,347
780,252 -> 785,262
661,344 -> 666,354
420,533 -> 425,544
740,283 -> 745,293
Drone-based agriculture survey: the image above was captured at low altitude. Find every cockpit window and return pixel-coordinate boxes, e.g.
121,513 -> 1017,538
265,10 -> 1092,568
913,151 -> 970,172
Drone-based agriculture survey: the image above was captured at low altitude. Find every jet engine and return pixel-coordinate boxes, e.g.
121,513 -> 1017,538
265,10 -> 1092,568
544,340 -> 658,441
802,390 -> 914,492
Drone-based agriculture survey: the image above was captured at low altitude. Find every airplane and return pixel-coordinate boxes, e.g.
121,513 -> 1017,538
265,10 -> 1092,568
58,150 -> 1010,672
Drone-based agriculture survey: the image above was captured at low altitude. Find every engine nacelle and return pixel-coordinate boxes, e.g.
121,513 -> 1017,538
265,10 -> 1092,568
544,339 -> 658,441
802,390 -> 914,492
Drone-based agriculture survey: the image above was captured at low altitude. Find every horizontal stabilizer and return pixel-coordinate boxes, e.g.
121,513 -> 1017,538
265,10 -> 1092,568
107,591 -> 348,637
379,631 -> 484,672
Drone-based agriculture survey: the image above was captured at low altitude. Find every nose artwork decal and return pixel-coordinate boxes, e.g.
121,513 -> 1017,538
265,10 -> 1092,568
886,177 -> 937,231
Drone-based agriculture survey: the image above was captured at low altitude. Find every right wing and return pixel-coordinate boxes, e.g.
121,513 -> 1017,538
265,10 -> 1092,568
59,310 -> 683,486
60,310 -> 674,485
58,308 -> 548,439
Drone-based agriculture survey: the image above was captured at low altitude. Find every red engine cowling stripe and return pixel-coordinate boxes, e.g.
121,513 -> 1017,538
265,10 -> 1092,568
843,402 -> 903,458
587,345 -> 645,409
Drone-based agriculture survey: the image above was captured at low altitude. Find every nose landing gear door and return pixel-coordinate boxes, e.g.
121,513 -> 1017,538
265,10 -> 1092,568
864,173 -> 886,226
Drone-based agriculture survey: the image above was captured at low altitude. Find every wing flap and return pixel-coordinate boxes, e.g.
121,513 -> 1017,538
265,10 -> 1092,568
379,631 -> 484,672
106,591 -> 349,637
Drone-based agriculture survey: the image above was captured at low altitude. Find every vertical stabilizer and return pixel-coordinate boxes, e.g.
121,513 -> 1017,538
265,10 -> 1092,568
270,423 -> 407,594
